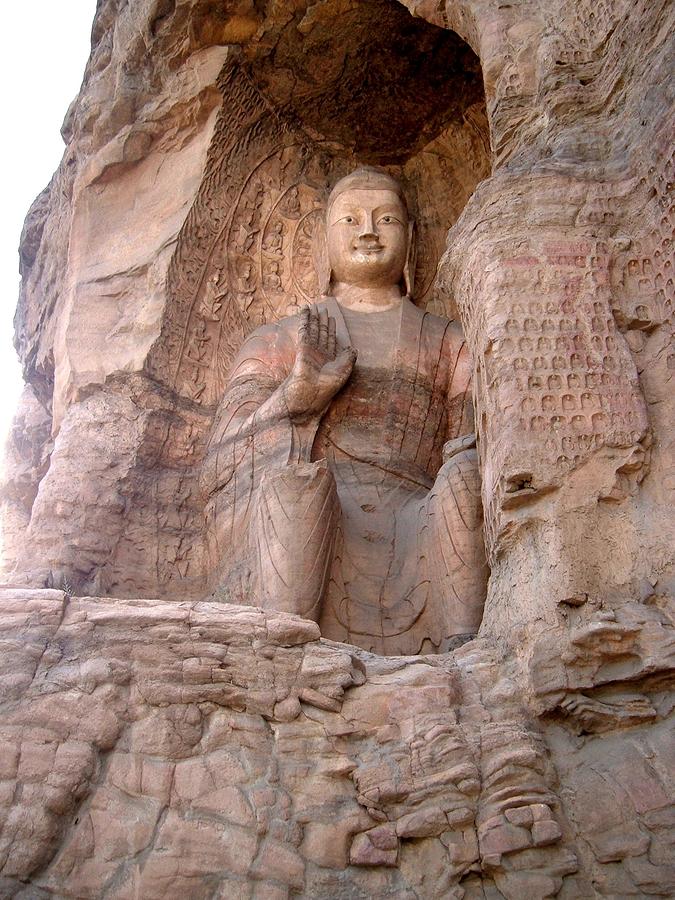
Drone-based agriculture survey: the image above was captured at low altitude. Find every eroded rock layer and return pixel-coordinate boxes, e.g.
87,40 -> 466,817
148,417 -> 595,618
0,590 -> 673,898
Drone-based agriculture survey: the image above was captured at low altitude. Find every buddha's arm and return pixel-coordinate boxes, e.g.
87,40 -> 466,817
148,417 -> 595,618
428,328 -> 488,633
202,309 -> 356,497
445,330 -> 475,443
202,327 -> 296,497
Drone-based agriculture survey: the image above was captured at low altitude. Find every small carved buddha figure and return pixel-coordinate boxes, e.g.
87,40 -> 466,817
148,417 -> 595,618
202,168 -> 488,655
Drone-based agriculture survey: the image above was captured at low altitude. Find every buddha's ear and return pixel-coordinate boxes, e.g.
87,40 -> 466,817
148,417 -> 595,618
313,215 -> 332,296
403,218 -> 417,300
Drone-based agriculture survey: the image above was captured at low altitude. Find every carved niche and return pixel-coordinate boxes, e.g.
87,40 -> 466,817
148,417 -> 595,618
144,6 -> 491,604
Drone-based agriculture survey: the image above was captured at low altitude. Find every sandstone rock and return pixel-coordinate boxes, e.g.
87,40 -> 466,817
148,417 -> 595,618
0,591 -> 671,894
2,0 -> 674,896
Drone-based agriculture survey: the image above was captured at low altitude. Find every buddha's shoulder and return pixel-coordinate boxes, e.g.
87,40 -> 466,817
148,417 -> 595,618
416,303 -> 465,343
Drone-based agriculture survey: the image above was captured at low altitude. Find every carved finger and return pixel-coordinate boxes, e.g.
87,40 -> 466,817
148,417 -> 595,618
309,306 -> 320,345
319,308 -> 329,351
327,316 -> 337,358
298,306 -> 311,344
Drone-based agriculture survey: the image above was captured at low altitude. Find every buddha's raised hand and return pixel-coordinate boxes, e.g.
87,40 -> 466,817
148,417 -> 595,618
282,306 -> 357,422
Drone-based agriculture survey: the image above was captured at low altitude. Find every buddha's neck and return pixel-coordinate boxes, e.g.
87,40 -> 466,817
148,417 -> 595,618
332,282 -> 403,312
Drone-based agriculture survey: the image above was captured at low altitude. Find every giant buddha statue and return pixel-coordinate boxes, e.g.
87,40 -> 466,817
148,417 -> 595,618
201,167 -> 488,655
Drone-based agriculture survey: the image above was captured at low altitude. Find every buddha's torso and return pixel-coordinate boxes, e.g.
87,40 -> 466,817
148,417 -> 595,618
302,298 -> 455,485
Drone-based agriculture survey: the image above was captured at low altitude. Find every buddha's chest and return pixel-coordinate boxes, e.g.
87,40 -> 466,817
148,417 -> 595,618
315,355 -> 450,474
340,306 -> 398,370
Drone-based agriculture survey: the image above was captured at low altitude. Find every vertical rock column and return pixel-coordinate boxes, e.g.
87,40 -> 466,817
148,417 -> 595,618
10,15 -> 229,594
442,176 -> 649,641
438,0 -> 661,652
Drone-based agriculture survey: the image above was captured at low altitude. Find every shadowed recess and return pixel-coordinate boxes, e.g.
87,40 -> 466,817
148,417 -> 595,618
248,0 -> 484,164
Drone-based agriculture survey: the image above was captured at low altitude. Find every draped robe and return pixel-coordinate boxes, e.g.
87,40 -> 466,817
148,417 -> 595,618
201,297 -> 488,655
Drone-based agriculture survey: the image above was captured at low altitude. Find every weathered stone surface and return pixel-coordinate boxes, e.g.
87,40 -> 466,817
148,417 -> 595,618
0,387 -> 51,579
2,0 -> 674,895
0,591 -> 672,896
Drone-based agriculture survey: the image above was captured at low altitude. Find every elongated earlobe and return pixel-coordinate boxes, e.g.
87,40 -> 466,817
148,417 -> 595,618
403,219 -> 417,299
313,217 -> 332,296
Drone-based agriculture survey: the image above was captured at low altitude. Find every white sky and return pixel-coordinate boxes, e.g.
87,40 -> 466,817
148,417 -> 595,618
0,2 -> 96,464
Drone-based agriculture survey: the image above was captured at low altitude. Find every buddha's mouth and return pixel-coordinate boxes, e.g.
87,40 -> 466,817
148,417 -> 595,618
353,246 -> 384,255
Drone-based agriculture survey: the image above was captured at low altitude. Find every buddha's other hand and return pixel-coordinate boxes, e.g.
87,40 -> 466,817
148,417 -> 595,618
282,305 -> 357,423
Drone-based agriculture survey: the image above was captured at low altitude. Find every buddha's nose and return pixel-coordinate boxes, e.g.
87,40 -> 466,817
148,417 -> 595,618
358,211 -> 377,240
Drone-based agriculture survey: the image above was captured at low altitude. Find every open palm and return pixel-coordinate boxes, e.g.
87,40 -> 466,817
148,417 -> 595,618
283,306 -> 357,422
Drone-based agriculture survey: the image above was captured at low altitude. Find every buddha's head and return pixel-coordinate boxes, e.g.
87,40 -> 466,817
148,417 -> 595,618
321,167 -> 415,297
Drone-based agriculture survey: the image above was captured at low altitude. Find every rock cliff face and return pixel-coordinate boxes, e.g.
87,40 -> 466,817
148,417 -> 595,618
1,591 -> 673,898
1,0 -> 674,897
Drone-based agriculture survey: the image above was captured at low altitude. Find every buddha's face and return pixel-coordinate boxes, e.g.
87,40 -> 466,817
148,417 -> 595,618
327,188 -> 409,289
